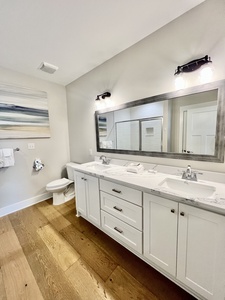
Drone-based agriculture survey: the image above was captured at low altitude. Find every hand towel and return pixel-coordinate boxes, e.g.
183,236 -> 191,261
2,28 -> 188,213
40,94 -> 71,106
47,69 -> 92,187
126,163 -> 144,174
2,148 -> 15,167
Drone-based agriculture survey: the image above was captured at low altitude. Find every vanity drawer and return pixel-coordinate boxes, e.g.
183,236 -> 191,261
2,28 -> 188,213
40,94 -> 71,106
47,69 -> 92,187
101,210 -> 142,254
101,191 -> 142,230
100,179 -> 142,206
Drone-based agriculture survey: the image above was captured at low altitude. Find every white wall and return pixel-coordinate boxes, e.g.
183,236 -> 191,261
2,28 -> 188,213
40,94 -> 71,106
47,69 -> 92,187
66,0 -> 225,173
0,67 -> 70,214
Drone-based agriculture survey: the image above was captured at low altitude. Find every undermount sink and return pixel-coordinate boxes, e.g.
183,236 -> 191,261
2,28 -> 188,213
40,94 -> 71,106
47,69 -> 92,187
158,177 -> 216,198
85,162 -> 112,171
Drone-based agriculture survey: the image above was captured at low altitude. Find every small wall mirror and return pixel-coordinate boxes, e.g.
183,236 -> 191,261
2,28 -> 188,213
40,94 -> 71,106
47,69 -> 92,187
95,80 -> 225,162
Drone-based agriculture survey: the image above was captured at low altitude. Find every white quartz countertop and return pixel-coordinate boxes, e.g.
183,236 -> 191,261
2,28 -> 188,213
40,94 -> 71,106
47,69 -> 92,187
73,161 -> 225,216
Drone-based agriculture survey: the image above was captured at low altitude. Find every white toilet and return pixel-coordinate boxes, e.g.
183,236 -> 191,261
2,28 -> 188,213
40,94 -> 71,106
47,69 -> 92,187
46,162 -> 78,205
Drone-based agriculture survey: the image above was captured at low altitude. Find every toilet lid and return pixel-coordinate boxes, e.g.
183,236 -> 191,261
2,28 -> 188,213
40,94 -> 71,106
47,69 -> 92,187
47,178 -> 72,189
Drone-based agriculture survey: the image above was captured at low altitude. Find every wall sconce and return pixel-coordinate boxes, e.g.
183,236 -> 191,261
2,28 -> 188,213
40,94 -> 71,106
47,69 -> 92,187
174,55 -> 212,75
95,92 -> 111,101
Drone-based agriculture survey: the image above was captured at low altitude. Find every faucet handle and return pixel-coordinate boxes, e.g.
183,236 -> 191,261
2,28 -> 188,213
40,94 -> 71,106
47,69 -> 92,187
100,155 -> 110,165
187,164 -> 192,171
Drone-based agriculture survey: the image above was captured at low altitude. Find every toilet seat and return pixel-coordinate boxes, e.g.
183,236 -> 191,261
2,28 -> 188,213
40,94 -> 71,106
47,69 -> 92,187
46,162 -> 77,205
46,178 -> 73,190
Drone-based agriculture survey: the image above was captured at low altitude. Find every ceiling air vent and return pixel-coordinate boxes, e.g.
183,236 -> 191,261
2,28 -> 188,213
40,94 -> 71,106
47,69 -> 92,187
38,62 -> 58,74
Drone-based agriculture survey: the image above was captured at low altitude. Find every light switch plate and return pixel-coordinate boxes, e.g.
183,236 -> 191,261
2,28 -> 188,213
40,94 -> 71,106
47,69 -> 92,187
28,143 -> 35,150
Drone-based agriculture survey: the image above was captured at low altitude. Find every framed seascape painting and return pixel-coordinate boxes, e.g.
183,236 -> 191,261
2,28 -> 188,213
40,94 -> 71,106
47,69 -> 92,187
0,84 -> 50,139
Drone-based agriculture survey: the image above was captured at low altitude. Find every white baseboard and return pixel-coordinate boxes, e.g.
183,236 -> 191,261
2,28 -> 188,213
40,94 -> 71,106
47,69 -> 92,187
0,192 -> 52,218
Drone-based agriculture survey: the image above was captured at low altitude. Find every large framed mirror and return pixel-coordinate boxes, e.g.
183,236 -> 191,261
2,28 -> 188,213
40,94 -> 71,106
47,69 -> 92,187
95,80 -> 225,162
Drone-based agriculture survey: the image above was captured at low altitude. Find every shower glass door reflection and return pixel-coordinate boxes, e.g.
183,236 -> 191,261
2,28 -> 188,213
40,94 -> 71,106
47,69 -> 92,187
141,118 -> 163,151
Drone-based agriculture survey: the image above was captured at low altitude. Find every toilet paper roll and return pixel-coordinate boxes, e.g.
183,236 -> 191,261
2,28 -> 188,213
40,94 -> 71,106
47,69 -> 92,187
33,158 -> 44,172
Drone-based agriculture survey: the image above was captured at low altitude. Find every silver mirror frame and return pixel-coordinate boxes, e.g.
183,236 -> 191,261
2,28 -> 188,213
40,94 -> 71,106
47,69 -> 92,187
95,80 -> 225,163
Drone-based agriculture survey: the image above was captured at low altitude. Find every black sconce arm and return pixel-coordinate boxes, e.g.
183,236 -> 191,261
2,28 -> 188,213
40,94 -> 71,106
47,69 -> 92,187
96,92 -> 111,101
175,55 -> 212,75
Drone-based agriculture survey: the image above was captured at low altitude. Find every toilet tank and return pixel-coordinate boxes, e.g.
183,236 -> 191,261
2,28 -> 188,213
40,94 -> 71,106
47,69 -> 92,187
66,162 -> 80,180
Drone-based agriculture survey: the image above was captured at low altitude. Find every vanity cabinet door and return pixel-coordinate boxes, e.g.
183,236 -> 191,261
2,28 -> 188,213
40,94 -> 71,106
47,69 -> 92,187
74,171 -> 100,226
85,173 -> 100,226
74,171 -> 87,216
177,204 -> 225,300
143,193 -> 178,276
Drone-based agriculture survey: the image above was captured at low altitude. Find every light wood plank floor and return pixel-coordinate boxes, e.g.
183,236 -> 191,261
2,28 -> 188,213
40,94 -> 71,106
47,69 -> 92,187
0,199 -> 196,300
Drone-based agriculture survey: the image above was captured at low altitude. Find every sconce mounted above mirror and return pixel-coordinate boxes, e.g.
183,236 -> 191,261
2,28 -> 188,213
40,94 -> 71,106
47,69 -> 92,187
95,80 -> 225,163
95,92 -> 111,101
174,55 -> 212,75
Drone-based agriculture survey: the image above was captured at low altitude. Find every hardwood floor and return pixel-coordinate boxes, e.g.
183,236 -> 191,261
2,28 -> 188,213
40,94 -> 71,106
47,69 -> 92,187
0,199 -> 196,300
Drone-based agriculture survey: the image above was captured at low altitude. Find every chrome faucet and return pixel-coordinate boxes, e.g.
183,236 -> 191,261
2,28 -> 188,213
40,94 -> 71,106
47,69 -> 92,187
100,155 -> 110,165
182,165 -> 197,181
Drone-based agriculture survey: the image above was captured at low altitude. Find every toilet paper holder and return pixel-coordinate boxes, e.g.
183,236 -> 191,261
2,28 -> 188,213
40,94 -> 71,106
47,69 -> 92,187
33,158 -> 44,172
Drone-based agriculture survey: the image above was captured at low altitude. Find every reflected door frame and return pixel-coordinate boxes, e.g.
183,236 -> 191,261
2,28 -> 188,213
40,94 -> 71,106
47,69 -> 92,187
179,101 -> 217,154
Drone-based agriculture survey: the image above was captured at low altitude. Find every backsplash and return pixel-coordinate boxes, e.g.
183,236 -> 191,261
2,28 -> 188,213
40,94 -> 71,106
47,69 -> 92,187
94,156 -> 225,184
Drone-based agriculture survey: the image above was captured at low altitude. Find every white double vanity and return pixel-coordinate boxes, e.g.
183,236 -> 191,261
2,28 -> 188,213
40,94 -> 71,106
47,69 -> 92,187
72,159 -> 225,300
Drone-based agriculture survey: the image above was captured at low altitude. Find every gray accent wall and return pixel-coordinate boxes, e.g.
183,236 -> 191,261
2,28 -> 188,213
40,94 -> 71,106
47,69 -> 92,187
66,0 -> 225,173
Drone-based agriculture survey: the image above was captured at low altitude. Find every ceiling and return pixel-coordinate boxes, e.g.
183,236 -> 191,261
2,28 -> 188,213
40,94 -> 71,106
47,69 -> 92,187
0,0 -> 204,86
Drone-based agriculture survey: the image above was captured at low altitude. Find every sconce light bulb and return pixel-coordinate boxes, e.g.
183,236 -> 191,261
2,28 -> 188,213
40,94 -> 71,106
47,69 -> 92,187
95,101 -> 101,110
200,65 -> 213,83
104,98 -> 114,108
175,75 -> 186,90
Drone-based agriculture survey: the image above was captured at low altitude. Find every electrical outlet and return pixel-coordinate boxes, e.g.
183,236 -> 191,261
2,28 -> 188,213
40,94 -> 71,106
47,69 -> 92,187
28,143 -> 35,150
